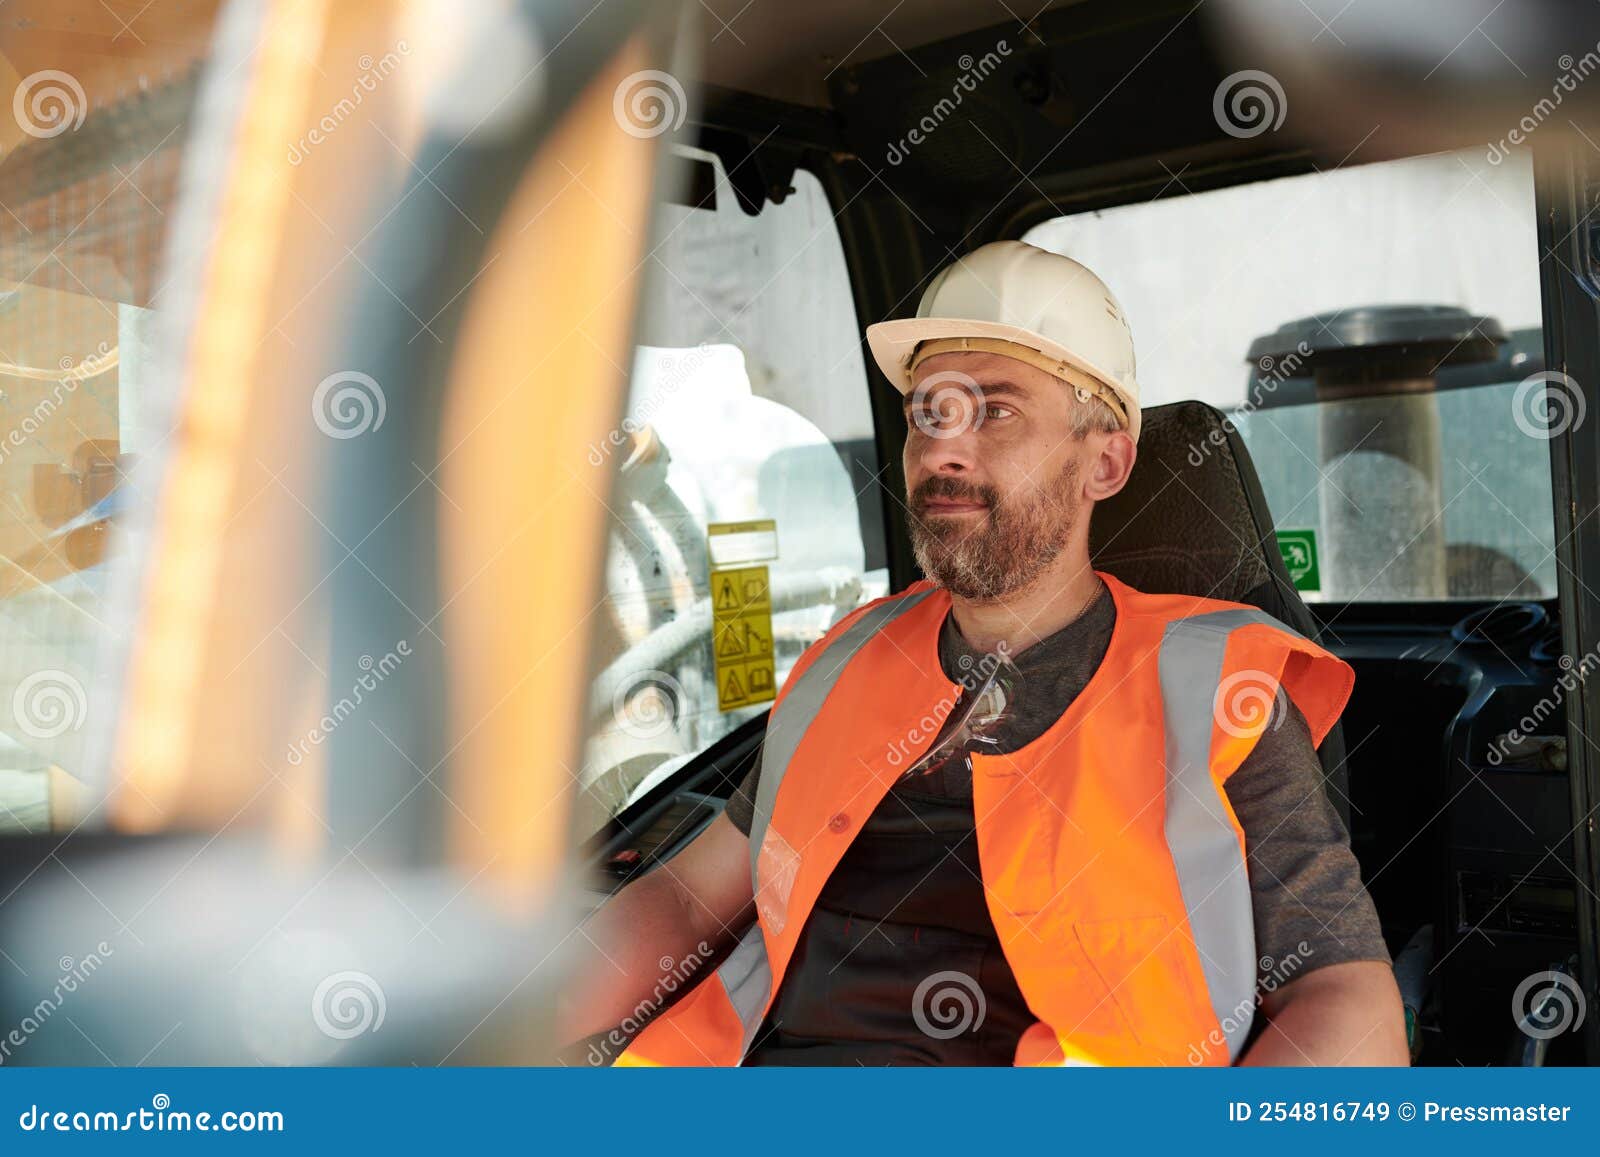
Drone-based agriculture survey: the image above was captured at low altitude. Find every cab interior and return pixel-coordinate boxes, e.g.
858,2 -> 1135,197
579,0 -> 1600,1067
0,0 -> 1591,1067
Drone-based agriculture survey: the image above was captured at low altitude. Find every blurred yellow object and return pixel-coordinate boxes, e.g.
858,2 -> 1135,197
96,0 -> 673,925
440,33 -> 661,910
111,0 -> 333,833
47,765 -> 89,830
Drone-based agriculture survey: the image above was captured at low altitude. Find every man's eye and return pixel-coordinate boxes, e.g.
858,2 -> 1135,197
907,404 -> 1010,427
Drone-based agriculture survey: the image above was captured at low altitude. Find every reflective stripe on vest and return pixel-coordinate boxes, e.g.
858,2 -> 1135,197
717,587 -> 938,1053
1159,608 -> 1301,1061
747,586 -> 939,879
714,922 -> 770,1056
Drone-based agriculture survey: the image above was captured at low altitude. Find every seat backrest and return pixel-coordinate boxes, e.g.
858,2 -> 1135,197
1088,400 -> 1351,823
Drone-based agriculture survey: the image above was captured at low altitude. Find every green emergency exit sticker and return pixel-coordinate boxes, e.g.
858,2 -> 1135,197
1276,529 -> 1320,592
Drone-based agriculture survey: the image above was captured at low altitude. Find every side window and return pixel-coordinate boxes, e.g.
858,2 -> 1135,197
0,61 -> 208,834
578,150 -> 887,835
1026,147 -> 1550,602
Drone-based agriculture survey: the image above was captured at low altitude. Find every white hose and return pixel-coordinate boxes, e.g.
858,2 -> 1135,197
587,567 -> 862,725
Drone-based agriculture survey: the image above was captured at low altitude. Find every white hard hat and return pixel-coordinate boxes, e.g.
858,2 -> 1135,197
865,240 -> 1141,443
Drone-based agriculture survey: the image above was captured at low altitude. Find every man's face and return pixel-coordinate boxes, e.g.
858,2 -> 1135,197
902,350 -> 1111,601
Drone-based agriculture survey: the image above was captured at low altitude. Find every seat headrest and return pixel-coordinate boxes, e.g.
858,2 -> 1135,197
1088,400 -> 1273,604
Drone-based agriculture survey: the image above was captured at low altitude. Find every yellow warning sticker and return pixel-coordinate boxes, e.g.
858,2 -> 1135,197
711,564 -> 776,711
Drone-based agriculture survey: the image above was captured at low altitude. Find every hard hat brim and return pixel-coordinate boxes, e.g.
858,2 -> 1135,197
865,316 -> 1141,443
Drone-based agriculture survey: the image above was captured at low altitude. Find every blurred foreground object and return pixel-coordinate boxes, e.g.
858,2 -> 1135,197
0,0 -> 683,1063
1207,0 -> 1600,159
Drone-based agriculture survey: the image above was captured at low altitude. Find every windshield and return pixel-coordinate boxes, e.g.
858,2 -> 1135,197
1025,146 -> 1549,603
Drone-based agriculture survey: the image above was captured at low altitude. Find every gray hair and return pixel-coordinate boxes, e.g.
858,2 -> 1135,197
1067,392 -> 1126,439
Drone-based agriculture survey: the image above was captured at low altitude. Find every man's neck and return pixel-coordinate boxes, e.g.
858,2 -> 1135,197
946,551 -> 1103,658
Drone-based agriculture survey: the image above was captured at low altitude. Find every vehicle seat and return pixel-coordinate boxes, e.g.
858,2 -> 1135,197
1088,399 -> 1352,825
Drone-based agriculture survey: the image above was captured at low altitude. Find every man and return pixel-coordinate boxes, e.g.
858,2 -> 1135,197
561,240 -> 1408,1066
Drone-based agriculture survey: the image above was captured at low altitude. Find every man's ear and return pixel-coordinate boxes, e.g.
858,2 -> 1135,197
1083,430 -> 1136,502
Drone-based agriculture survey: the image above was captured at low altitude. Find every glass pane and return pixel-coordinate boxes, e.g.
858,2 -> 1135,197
1025,147 -> 1548,603
578,152 -> 888,835
1236,380 -> 1556,602
0,55 -> 212,834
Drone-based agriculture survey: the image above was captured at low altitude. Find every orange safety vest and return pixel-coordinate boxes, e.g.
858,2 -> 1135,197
616,571 -> 1354,1067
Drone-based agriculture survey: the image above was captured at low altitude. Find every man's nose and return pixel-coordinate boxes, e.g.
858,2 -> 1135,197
907,381 -> 988,479
913,419 -> 980,478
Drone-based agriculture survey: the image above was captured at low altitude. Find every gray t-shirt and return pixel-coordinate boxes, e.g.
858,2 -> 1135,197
725,580 -> 1389,1005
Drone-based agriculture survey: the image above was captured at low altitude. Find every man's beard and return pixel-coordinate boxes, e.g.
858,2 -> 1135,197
908,460 -> 1081,601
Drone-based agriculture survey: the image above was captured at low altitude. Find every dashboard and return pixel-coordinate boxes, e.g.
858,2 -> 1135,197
1322,599 -> 1579,1063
